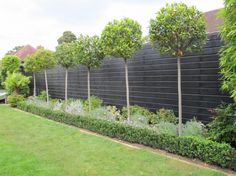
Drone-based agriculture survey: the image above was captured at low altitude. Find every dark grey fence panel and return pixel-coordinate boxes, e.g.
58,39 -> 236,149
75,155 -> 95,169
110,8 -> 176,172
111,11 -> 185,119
35,33 -> 232,123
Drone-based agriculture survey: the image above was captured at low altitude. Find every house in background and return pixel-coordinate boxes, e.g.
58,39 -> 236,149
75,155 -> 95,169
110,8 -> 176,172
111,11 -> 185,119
13,45 -> 36,63
13,45 -> 43,63
204,9 -> 223,33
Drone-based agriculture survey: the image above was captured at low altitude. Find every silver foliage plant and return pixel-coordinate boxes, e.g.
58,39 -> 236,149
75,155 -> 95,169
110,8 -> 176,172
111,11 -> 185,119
25,97 -> 205,137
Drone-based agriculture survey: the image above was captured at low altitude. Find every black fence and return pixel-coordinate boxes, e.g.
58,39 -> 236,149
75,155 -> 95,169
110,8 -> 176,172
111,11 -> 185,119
35,32 -> 232,123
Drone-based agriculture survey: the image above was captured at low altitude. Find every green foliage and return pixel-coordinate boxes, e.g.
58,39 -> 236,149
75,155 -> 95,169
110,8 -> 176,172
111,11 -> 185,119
106,105 -> 122,121
101,18 -> 142,60
208,103 -> 236,148
129,114 -> 150,126
122,106 -> 177,125
5,45 -> 24,55
74,35 -> 104,68
0,55 -> 21,83
7,92 -> 25,107
34,48 -> 55,70
154,108 -> 177,124
182,119 -> 206,137
220,0 -> 236,101
83,96 -> 103,112
142,35 -> 150,44
24,54 -> 42,73
90,107 -> 112,120
149,3 -> 206,57
57,31 -> 77,45
17,102 -> 236,170
154,122 -> 177,135
90,105 -> 123,121
0,76 -> 3,89
55,42 -> 76,69
38,90 -> 48,101
1,55 -> 21,73
4,72 -> 30,96
0,62 -> 3,89
122,105 -> 153,122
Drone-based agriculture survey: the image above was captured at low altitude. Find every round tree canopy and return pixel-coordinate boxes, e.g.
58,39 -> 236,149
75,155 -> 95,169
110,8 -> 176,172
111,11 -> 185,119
149,3 -> 206,57
74,35 -> 104,69
1,55 -> 20,74
24,54 -> 42,73
57,31 -> 77,45
101,17 -> 142,60
34,48 -> 55,70
55,42 -> 76,69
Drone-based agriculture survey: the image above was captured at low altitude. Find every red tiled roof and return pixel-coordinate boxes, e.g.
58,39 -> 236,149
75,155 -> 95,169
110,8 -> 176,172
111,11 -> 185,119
204,9 -> 223,33
14,45 -> 36,62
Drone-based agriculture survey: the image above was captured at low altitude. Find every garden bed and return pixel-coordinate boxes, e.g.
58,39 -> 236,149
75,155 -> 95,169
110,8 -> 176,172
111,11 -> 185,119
17,101 -> 236,171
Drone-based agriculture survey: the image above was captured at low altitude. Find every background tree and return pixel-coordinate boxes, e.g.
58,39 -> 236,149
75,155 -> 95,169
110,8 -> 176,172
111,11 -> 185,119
74,35 -> 104,112
149,3 -> 206,135
101,18 -> 142,121
220,0 -> 236,101
5,45 -> 24,56
55,42 -> 76,102
24,54 -> 42,96
0,55 -> 21,84
34,48 -> 55,102
57,31 -> 77,45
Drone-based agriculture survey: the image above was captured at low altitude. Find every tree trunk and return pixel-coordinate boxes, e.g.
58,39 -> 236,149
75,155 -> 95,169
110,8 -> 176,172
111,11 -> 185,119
65,68 -> 68,102
87,67 -> 91,113
177,56 -> 182,136
33,73 -> 36,97
44,70 -> 49,103
124,59 -> 130,122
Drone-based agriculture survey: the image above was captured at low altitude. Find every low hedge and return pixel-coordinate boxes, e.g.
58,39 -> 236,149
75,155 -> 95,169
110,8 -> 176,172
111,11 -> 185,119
17,102 -> 236,170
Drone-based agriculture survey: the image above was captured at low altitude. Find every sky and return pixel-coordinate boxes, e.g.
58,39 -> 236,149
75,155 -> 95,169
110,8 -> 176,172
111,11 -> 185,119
0,0 -> 224,57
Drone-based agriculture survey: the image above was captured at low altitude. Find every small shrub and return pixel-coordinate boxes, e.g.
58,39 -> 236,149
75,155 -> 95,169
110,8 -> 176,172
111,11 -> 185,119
153,108 -> 177,124
0,70 -> 3,89
122,105 -> 153,123
52,100 -> 63,111
64,99 -> 84,115
106,106 -> 122,121
133,114 -> 149,126
208,103 -> 236,148
83,96 -> 103,112
153,121 -> 177,135
38,90 -> 48,101
182,119 -> 206,137
90,107 -> 109,119
7,92 -> 25,107
90,106 -> 122,121
4,72 -> 30,96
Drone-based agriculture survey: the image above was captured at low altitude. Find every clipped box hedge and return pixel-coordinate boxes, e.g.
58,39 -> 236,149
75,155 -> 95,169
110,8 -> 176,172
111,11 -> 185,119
17,102 -> 236,170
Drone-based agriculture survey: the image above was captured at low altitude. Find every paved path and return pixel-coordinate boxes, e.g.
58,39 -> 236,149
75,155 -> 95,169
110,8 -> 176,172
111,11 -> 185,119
0,90 -> 6,101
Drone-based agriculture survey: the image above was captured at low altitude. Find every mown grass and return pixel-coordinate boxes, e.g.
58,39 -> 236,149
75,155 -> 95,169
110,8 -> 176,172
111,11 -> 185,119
0,105 -> 224,176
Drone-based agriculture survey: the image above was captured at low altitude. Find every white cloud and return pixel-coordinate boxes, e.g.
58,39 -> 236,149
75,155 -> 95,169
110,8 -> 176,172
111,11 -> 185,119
0,0 -> 224,57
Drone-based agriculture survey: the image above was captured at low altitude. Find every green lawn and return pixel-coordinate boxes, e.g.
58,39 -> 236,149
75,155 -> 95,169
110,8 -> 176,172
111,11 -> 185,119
0,105 -> 224,176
